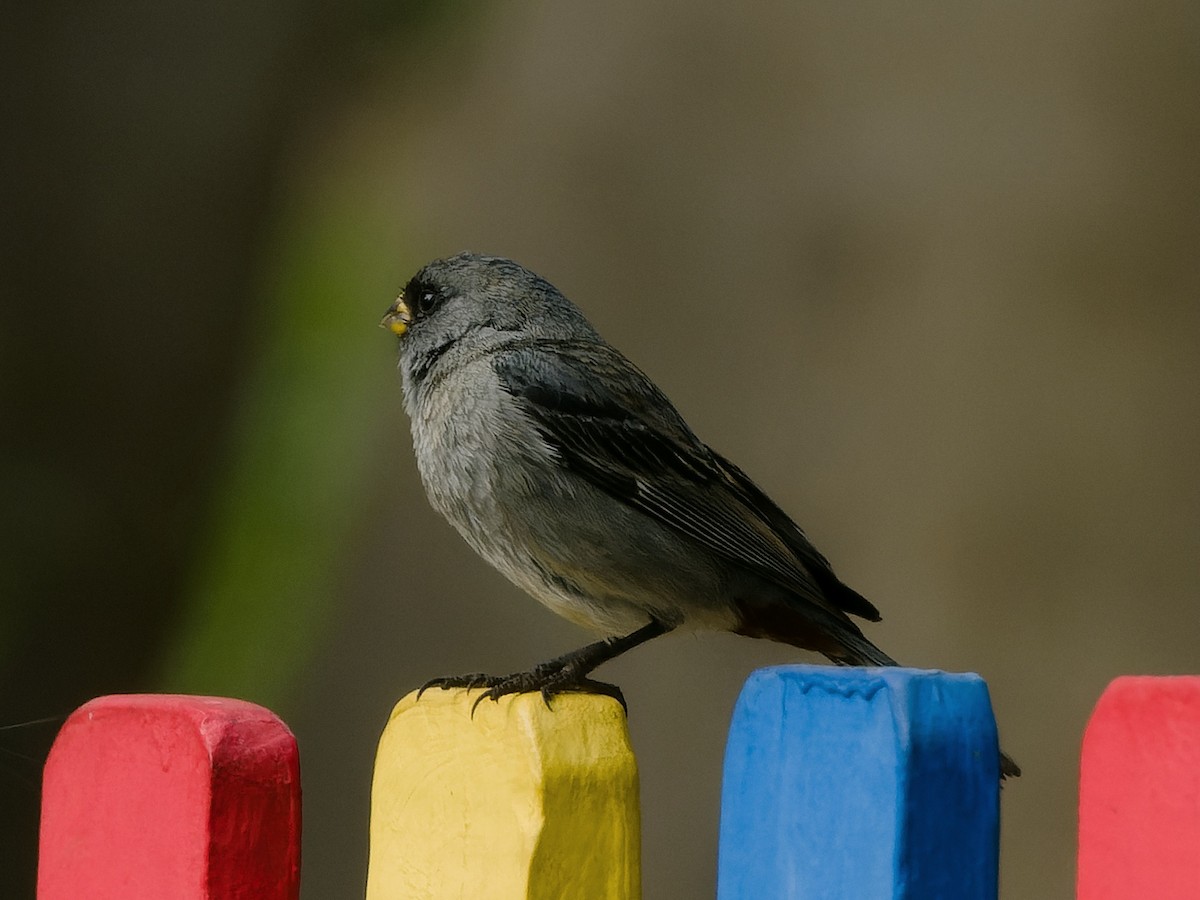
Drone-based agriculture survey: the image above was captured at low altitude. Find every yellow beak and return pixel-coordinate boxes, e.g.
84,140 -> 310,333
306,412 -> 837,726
380,295 -> 413,336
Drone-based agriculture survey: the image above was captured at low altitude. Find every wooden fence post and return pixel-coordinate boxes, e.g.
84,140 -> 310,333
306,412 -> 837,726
1078,676 -> 1200,899
37,694 -> 301,900
366,689 -> 640,900
717,665 -> 1001,899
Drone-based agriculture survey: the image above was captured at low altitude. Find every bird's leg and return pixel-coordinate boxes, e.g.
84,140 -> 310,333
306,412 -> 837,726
419,619 -> 671,714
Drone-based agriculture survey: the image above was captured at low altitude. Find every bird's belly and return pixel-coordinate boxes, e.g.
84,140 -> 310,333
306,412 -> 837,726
503,483 -> 742,636
408,379 -> 736,636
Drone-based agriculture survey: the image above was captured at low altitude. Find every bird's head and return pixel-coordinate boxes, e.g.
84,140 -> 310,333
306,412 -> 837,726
382,252 -> 599,383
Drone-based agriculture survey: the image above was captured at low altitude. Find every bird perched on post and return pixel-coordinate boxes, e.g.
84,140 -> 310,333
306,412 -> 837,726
382,252 -> 1019,779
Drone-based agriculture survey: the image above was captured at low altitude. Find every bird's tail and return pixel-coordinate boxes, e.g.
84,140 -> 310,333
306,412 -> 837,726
826,628 -> 900,668
826,628 -> 1022,779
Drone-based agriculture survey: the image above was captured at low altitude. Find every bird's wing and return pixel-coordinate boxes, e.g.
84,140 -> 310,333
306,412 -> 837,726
705,452 -> 881,621
492,341 -> 877,620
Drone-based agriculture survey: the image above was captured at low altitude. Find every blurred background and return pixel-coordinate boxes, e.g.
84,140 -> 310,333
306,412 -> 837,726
3,1 -> 1198,896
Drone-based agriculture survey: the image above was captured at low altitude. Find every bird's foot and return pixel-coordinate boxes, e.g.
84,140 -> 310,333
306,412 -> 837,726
418,664 -> 626,715
418,672 -> 505,696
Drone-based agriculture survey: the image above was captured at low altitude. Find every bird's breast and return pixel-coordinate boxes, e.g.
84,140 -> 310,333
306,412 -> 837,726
405,362 -> 548,548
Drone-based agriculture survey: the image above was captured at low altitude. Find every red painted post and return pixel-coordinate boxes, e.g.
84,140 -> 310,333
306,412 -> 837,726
38,695 -> 301,900
1078,676 -> 1200,899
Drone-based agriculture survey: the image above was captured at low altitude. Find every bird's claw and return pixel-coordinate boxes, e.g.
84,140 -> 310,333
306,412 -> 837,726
416,673 -> 502,700
418,669 -> 628,715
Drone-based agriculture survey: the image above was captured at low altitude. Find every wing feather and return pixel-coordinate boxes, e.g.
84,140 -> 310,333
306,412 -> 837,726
493,342 -> 879,621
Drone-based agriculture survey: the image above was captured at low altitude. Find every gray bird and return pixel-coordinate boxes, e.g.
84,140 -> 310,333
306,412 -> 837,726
382,252 -> 1018,778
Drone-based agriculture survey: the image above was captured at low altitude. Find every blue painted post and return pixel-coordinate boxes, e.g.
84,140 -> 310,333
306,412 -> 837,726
717,666 -> 1000,900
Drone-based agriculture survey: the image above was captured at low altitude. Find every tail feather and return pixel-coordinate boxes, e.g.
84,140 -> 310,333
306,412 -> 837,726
733,592 -> 1021,779
825,628 -> 900,668
826,629 -> 1022,780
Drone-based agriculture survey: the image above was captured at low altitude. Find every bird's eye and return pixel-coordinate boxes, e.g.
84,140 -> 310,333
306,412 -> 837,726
414,289 -> 438,315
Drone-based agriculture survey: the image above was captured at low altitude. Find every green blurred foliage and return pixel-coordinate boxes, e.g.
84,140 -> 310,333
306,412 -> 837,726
158,184 -> 417,704
0,2 -> 469,895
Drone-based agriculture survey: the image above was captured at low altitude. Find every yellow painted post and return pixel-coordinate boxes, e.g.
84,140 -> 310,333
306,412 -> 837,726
366,689 -> 641,900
